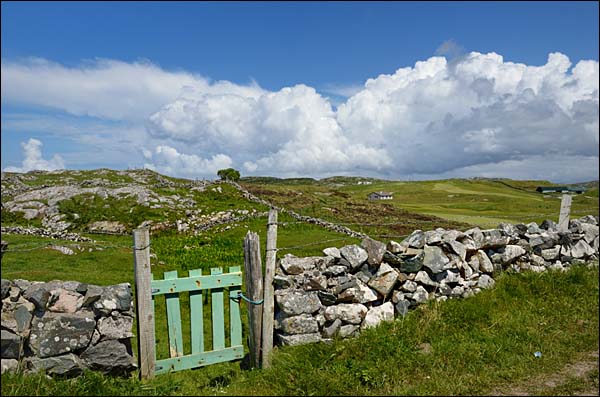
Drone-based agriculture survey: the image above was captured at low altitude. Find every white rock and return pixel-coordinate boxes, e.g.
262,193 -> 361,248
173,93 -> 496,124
361,302 -> 395,329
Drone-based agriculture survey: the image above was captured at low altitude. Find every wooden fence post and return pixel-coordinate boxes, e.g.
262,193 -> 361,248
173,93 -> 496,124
261,209 -> 278,369
558,194 -> 572,232
243,231 -> 264,369
133,228 -> 156,380
0,240 -> 7,262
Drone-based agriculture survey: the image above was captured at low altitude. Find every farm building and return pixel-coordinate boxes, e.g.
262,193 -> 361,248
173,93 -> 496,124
536,186 -> 587,194
368,191 -> 393,200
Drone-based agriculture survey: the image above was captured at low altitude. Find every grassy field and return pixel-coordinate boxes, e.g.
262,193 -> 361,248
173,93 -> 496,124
1,171 -> 599,395
241,177 -> 599,230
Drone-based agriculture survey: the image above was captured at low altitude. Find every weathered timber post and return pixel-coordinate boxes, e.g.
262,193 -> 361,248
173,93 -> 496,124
243,231 -> 264,368
558,194 -> 572,232
0,240 -> 7,261
133,228 -> 156,380
261,209 -> 278,369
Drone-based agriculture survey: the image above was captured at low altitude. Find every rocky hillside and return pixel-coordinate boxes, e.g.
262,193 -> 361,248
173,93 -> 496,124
3,169 -> 597,245
1,169 -> 267,238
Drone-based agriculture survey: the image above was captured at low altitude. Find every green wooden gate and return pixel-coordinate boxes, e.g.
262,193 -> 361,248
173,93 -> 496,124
150,266 -> 244,375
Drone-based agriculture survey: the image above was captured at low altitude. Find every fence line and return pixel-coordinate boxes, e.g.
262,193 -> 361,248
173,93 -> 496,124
369,234 -> 411,240
276,237 -> 358,252
2,201 -> 597,256
7,209 -> 595,254
85,229 -> 129,236
298,212 -> 595,224
274,209 -> 598,229
2,241 -> 135,253
4,210 -> 598,255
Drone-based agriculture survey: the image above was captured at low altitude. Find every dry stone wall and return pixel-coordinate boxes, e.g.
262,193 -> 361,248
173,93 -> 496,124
1,226 -> 95,242
273,215 -> 599,346
227,180 -> 367,238
1,279 -> 136,376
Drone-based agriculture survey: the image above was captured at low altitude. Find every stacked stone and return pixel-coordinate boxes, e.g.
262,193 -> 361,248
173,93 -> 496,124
1,279 -> 137,376
273,215 -> 599,346
0,226 -> 94,243
191,210 -> 268,233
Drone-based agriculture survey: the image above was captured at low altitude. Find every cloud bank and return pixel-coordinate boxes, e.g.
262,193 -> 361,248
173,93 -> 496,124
0,57 -> 264,121
2,52 -> 598,181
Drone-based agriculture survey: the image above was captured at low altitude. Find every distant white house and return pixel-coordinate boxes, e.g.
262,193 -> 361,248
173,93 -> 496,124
368,191 -> 393,200
357,180 -> 372,185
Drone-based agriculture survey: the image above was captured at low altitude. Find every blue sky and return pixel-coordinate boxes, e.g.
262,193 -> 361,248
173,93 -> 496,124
2,1 -> 599,182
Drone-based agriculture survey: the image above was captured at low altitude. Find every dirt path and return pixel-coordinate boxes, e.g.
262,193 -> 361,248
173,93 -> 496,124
491,350 -> 599,396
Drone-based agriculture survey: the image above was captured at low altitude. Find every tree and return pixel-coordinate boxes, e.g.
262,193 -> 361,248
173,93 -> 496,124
217,168 -> 241,182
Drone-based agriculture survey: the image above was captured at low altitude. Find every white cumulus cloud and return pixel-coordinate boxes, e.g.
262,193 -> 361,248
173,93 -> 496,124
142,145 -> 233,179
147,83 -> 392,177
334,52 -> 599,177
4,138 -> 66,172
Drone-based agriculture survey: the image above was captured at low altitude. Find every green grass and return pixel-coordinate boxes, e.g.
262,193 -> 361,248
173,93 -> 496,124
58,194 -> 166,232
2,261 -> 597,396
0,234 -> 133,285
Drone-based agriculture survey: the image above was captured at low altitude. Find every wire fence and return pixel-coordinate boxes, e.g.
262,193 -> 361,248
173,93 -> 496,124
277,208 -> 599,226
274,207 -> 597,227
275,237 -> 358,253
2,240 -> 136,254
272,207 -> 599,252
2,207 -> 597,255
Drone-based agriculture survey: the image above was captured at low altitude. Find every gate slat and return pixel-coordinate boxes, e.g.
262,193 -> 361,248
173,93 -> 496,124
189,269 -> 204,354
228,266 -> 243,347
164,270 -> 184,358
211,267 -> 225,350
151,273 -> 157,363
155,346 -> 244,375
